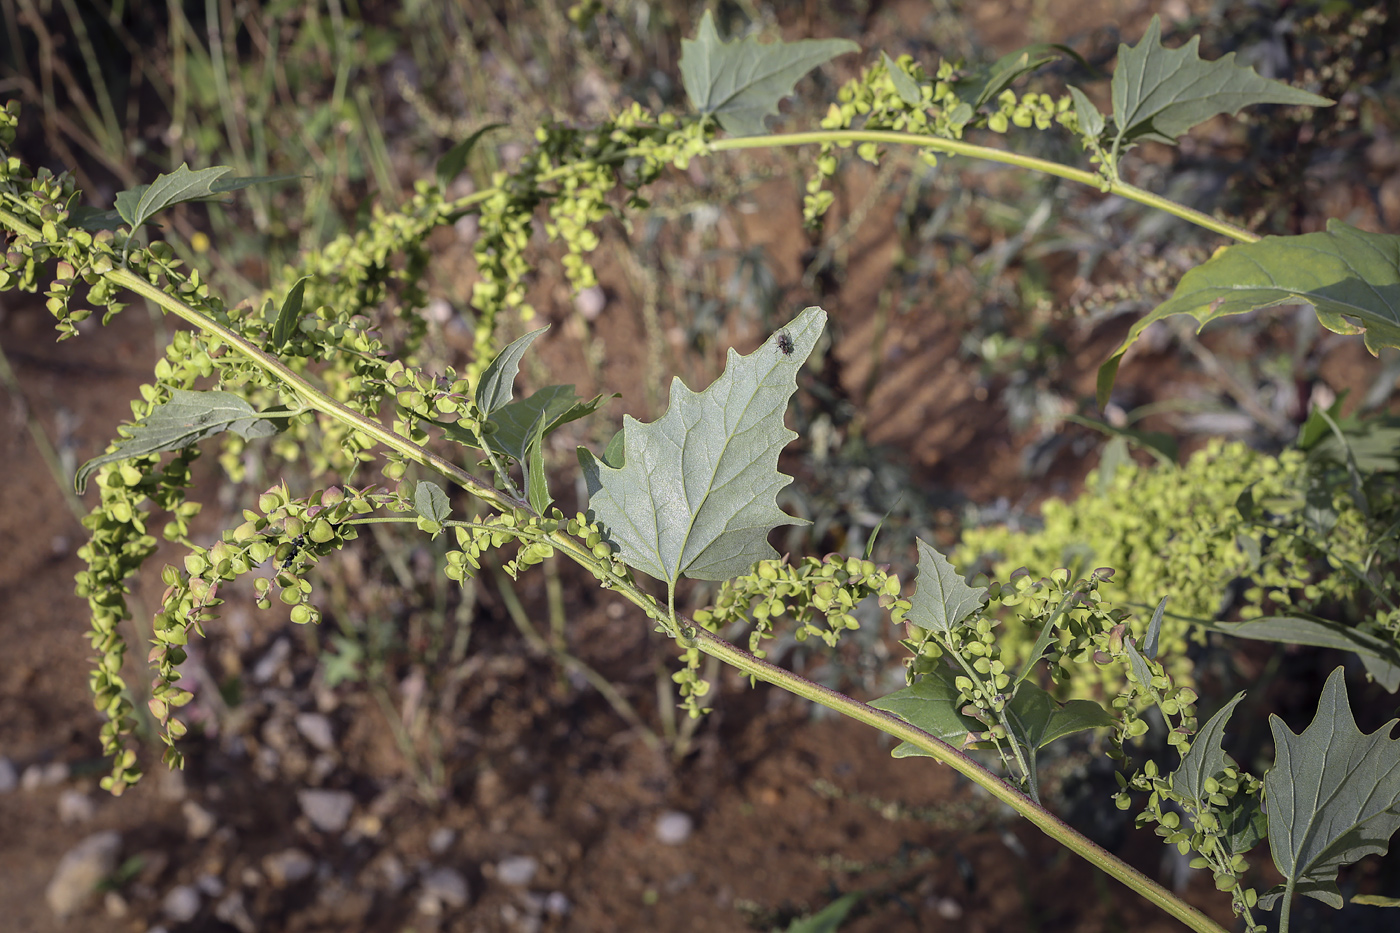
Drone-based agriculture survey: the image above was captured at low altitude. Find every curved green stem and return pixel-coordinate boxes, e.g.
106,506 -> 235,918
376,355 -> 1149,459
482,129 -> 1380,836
709,130 -> 1259,244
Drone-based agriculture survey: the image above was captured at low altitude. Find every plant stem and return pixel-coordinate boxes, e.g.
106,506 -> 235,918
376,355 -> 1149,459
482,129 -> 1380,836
690,625 -> 1230,933
710,130 -> 1260,244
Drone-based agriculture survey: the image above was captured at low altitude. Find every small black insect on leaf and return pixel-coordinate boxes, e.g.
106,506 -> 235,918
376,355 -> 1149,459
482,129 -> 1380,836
775,330 -> 795,356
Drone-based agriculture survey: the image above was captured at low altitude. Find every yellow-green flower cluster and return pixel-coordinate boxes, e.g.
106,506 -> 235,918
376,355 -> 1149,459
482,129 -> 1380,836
957,439 -> 1395,699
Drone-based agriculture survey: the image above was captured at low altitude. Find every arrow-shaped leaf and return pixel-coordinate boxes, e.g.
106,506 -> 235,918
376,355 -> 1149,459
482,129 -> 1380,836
1171,691 -> 1244,805
1111,15 -> 1330,152
957,43 -> 1074,110
906,538 -> 987,635
1099,221 -> 1400,407
476,326 -> 549,417
881,52 -> 921,107
271,276 -> 310,350
436,122 -> 506,192
1262,667 -> 1400,910
680,11 -> 857,137
578,308 -> 823,584
113,164 -> 300,230
76,389 -> 282,493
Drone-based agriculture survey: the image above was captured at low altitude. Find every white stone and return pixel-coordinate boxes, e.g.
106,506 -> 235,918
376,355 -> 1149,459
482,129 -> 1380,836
183,800 -> 217,839
654,810 -> 693,845
935,896 -> 963,920
22,760 -> 68,790
420,866 -> 470,909
262,848 -> 315,887
214,892 -> 256,933
57,789 -> 96,824
103,891 -> 129,918
574,285 -> 606,320
496,855 -> 538,887
297,788 -> 354,833
162,885 -> 201,923
46,831 -> 121,918
544,891 -> 571,916
251,637 -> 291,684
428,827 -> 456,855
295,712 -> 336,752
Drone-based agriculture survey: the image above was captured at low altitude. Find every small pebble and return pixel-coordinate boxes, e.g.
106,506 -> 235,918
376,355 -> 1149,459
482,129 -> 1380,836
370,853 -> 408,894
197,873 -> 225,897
162,885 -> 201,923
263,848 -> 315,887
182,801 -> 216,840
419,866 -> 470,911
544,891 -> 571,916
295,712 -> 336,752
654,810 -> 693,846
251,637 -> 290,684
103,891 -> 128,918
423,297 -> 454,324
0,756 -> 17,793
214,892 -> 256,933
428,827 -> 456,855
936,896 -> 964,920
46,830 -> 121,918
496,855 -> 538,888
298,788 -> 354,833
22,760 -> 69,790
57,789 -> 96,824
574,285 -> 606,320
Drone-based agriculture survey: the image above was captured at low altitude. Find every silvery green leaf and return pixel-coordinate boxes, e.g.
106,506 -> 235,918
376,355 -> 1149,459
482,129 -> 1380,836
76,389 -> 282,493
1110,15 -> 1331,151
578,308 -> 822,584
1099,221 -> 1400,407
1068,85 -> 1104,139
1263,667 -> 1400,910
436,122 -> 505,191
413,480 -> 451,524
680,11 -> 857,137
906,538 -> 987,634
870,665 -> 982,756
1171,691 -> 1244,805
1212,616 -> 1400,693
881,51 -> 921,106
113,164 -> 299,230
486,385 -> 614,463
1144,595 -> 1166,660
271,276 -> 310,350
475,326 -> 548,417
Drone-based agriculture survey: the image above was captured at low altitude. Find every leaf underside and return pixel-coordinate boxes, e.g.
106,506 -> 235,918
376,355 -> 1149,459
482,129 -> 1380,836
1263,667 -> 1400,910
113,163 -> 299,230
76,389 -> 280,493
578,307 -> 824,585
1111,15 -> 1330,151
413,480 -> 451,524
1099,221 -> 1400,408
680,11 -> 858,137
1212,616 -> 1400,693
